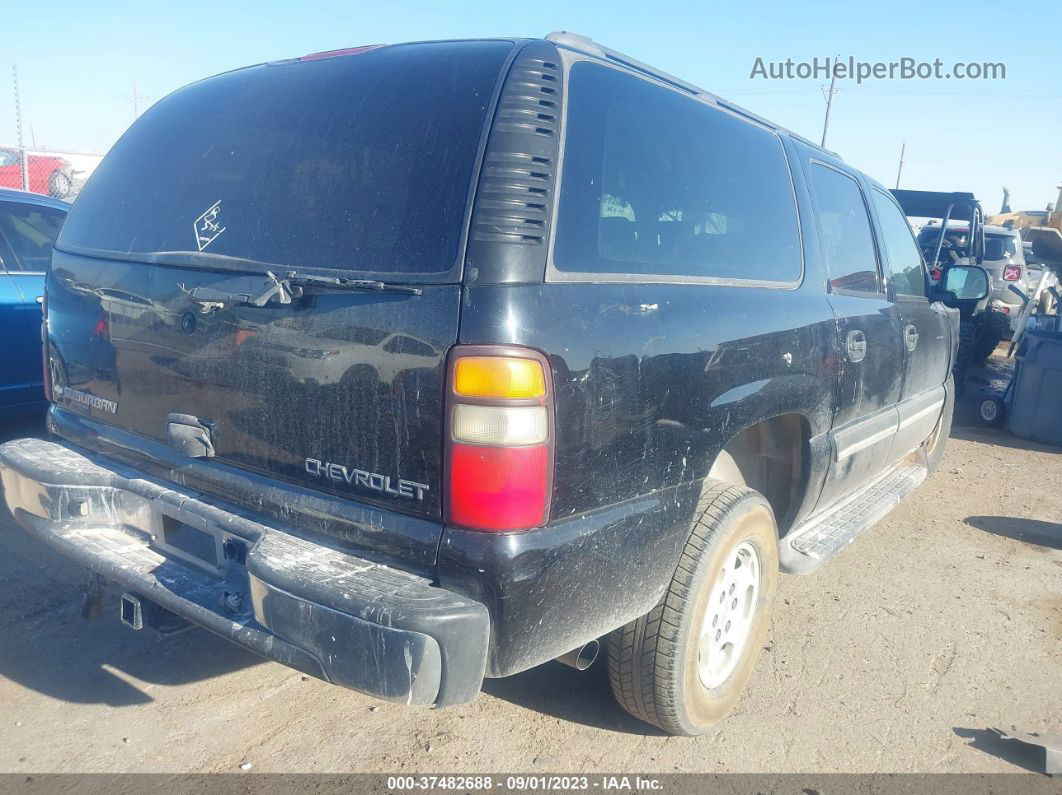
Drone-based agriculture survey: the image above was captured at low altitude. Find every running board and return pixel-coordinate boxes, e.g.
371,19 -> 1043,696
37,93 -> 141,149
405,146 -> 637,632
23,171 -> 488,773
779,463 -> 928,575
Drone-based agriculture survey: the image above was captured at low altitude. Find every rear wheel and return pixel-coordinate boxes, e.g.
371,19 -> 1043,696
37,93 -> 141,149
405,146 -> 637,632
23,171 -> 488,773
608,482 -> 778,735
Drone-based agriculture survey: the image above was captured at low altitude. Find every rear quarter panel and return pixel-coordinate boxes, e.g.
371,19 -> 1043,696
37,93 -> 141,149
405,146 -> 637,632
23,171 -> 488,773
443,275 -> 840,675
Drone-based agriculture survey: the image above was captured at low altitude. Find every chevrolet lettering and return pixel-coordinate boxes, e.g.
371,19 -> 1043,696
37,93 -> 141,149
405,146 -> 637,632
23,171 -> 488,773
305,458 -> 429,501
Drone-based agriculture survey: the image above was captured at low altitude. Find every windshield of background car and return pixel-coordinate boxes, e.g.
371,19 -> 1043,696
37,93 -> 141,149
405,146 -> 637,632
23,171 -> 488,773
56,41 -> 513,280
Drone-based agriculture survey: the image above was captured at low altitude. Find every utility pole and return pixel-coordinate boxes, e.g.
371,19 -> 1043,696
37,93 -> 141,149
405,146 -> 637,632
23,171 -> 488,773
895,142 -> 906,189
12,65 -> 29,191
123,79 -> 151,122
124,79 -> 146,121
820,56 -> 840,148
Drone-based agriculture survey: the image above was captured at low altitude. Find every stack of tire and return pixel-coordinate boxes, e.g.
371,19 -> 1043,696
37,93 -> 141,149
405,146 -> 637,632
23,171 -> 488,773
954,308 -> 1009,395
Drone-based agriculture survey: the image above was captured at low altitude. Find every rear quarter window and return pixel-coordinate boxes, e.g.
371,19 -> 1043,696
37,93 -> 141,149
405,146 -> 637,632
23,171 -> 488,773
552,62 -> 802,284
57,42 -> 512,279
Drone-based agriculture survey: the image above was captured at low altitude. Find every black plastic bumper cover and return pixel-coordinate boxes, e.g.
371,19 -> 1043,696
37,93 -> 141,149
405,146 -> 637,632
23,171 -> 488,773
0,437 -> 489,707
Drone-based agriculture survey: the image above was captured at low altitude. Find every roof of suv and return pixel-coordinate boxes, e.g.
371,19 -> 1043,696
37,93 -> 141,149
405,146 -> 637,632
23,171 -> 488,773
543,31 -> 839,158
296,32 -> 841,161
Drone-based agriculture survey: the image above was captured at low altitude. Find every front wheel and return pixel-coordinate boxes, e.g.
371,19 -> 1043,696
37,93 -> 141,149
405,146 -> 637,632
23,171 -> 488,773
608,482 -> 778,735
923,375 -> 954,474
953,321 -> 976,397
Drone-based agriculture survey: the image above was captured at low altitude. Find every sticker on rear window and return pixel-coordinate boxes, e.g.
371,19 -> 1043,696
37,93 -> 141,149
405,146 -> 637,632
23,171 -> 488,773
194,200 -> 226,251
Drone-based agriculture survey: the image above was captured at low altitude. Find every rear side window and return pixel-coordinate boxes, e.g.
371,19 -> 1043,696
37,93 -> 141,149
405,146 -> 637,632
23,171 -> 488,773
0,201 -> 66,272
58,42 -> 512,278
809,165 -> 881,294
871,190 -> 926,298
553,63 -> 802,283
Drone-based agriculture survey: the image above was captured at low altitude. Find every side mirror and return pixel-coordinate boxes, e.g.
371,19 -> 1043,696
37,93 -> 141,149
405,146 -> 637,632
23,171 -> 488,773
941,265 -> 990,301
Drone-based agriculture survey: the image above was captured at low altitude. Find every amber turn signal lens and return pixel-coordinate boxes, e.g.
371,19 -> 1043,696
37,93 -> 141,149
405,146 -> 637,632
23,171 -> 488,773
453,357 -> 546,399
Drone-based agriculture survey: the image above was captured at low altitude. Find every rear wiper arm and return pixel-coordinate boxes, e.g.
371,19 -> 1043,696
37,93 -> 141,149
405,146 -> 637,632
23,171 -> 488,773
179,270 -> 422,313
283,271 -> 423,296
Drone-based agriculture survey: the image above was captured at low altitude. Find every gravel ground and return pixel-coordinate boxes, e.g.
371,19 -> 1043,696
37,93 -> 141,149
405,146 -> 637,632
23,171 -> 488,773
0,356 -> 1059,775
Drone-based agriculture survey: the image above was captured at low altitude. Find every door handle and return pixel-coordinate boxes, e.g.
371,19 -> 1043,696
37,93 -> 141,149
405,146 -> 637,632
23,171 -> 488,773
846,330 -> 867,362
904,324 -> 919,351
35,295 -> 44,304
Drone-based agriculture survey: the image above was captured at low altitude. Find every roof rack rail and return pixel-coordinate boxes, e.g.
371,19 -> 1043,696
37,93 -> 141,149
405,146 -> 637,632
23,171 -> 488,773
547,30 -> 706,99
544,30 -> 840,159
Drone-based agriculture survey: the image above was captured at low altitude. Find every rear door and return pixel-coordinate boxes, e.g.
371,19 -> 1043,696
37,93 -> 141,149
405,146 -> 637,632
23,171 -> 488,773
46,41 -> 515,532
805,161 -> 904,509
869,188 -> 950,460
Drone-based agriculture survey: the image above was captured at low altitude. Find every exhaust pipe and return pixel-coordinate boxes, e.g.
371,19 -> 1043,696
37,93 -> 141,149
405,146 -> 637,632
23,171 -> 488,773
555,639 -> 600,671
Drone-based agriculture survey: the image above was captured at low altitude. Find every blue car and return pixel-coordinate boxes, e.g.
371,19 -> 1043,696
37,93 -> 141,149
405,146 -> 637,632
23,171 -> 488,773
0,187 -> 69,416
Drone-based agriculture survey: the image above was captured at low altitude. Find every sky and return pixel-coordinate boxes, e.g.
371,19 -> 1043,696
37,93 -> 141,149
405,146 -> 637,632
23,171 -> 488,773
3,0 -> 1060,212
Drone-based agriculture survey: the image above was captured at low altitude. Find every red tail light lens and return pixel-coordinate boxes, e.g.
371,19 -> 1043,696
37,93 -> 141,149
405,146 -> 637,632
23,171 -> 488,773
449,444 -> 549,530
445,346 -> 553,532
1003,264 -> 1022,281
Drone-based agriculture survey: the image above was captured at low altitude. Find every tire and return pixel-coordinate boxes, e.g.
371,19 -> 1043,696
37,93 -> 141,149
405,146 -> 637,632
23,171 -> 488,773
972,310 -> 1008,365
953,321 -> 976,397
48,170 -> 72,199
979,396 -> 1006,427
923,375 -> 954,474
607,482 -> 778,736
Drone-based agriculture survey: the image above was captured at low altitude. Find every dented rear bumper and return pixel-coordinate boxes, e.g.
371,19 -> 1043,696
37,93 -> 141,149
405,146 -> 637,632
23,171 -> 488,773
0,436 -> 489,707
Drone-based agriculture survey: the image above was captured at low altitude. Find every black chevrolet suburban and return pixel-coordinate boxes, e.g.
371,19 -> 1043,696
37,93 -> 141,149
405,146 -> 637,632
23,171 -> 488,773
0,32 -> 989,735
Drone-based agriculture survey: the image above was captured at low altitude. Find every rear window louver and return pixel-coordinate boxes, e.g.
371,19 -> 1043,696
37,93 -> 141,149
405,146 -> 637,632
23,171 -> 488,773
467,42 -> 563,283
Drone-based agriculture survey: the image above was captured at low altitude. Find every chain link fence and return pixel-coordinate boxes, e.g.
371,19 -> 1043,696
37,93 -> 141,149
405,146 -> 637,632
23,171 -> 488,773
0,145 -> 102,201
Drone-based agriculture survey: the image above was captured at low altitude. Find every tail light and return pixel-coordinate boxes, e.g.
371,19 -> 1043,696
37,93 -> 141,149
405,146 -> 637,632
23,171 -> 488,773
445,346 -> 554,532
1003,264 -> 1022,281
41,288 -> 51,402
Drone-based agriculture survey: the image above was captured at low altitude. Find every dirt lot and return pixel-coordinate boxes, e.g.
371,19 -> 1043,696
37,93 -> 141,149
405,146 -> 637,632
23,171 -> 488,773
1,358 -> 1059,775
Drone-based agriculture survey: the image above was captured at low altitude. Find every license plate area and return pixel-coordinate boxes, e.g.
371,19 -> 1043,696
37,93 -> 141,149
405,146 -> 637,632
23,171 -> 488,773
150,504 -> 238,577
161,514 -> 220,569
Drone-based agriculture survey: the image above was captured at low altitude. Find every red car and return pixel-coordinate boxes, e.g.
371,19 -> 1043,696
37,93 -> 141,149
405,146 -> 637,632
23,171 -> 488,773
0,147 -> 74,199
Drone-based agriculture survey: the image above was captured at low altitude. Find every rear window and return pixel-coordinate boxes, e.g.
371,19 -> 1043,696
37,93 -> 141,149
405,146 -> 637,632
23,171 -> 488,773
985,233 -> 1020,260
552,62 -> 802,284
58,42 -> 512,278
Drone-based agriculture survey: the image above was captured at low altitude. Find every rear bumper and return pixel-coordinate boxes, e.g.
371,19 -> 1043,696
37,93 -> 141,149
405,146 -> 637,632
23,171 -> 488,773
0,436 -> 489,707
